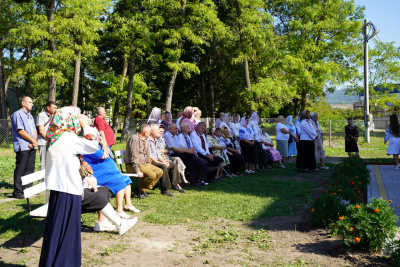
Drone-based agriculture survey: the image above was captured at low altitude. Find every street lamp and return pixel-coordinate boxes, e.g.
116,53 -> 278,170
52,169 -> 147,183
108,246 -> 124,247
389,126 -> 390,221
363,19 -> 379,143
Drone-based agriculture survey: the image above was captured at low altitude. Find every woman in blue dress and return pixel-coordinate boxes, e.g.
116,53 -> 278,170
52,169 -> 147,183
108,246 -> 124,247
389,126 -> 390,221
286,116 -> 297,161
83,127 -> 140,219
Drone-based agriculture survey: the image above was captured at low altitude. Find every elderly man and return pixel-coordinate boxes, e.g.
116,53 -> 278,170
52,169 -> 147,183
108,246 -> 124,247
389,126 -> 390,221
215,112 -> 225,128
125,124 -> 162,199
11,96 -> 37,199
163,123 -> 209,187
36,101 -> 57,170
190,122 -> 223,182
94,107 -> 116,150
148,123 -> 183,195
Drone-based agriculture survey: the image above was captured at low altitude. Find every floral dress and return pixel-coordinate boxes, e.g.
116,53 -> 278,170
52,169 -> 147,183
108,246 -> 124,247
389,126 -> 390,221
206,135 -> 229,165
311,120 -> 325,160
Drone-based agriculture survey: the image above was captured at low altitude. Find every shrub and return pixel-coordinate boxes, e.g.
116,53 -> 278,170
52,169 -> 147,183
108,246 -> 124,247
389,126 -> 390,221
310,194 -> 348,227
330,198 -> 398,252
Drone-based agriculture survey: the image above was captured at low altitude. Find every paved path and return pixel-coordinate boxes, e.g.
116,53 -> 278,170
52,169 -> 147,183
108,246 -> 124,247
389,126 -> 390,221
367,165 -> 400,226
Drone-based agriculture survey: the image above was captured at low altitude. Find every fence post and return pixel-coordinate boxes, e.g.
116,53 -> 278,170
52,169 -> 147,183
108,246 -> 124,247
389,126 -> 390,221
329,119 -> 332,147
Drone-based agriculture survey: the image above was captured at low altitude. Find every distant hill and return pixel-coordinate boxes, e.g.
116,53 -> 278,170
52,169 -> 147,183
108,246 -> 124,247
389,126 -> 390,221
325,90 -> 359,104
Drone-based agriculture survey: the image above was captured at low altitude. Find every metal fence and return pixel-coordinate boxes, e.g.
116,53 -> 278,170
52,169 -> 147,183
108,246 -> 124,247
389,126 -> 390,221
0,119 -> 12,146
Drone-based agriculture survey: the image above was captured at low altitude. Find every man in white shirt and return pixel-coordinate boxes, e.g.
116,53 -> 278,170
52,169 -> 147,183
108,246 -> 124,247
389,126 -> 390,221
190,122 -> 223,182
164,123 -> 208,186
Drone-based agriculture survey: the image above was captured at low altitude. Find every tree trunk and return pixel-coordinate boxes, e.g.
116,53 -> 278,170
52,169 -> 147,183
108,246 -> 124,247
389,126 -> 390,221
200,55 -> 208,118
165,69 -> 178,112
293,97 -> 300,116
164,0 -> 186,112
72,49 -> 81,106
146,97 -> 151,116
16,80 -> 21,100
244,59 -> 251,89
0,46 -> 7,120
112,55 -> 129,137
300,90 -> 307,112
25,44 -> 32,96
208,56 -> 214,118
47,0 -> 57,102
121,41 -> 135,142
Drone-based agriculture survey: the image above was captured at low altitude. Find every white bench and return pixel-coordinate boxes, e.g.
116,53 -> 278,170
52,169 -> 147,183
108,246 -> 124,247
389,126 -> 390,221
21,170 -> 47,247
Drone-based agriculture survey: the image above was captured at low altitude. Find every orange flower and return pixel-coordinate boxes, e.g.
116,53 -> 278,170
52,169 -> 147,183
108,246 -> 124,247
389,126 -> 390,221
311,208 -> 314,212
357,165 -> 359,167
339,217 -> 344,220
356,205 -> 361,209
389,200 -> 393,203
351,181 -> 355,184
355,237 -> 360,243
333,193 -> 337,195
374,209 -> 380,213
338,189 -> 341,192
356,176 -> 359,178
349,227 -> 354,231
357,190 -> 361,194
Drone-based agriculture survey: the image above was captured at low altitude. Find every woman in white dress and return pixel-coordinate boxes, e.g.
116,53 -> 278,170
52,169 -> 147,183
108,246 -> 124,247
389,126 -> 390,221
384,114 -> 400,169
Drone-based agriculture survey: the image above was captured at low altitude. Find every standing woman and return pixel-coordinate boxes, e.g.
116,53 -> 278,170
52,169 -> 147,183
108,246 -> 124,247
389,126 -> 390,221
239,116 -> 256,173
345,118 -> 359,157
296,111 -> 317,172
39,107 -> 99,267
147,107 -> 162,125
310,112 -> 329,169
285,115 -> 297,161
276,115 -> 297,163
384,114 -> 400,169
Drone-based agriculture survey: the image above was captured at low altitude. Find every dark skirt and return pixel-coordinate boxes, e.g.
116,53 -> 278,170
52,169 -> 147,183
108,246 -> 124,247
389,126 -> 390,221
254,142 -> 263,165
296,140 -> 316,170
260,148 -> 274,166
82,186 -> 111,213
240,141 -> 255,164
345,140 -> 359,152
39,190 -> 82,267
227,153 -> 245,174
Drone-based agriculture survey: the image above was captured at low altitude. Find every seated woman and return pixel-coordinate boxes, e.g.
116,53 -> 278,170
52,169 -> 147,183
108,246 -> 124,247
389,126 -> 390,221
239,116 -> 256,173
81,174 -> 137,235
161,111 -> 173,129
80,116 -> 140,219
180,106 -> 196,134
221,127 -> 245,176
260,126 -> 285,168
206,127 -> 229,179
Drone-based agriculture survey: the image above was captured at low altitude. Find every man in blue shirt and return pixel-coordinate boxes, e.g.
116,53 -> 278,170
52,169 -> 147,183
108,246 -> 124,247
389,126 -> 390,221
11,96 -> 37,199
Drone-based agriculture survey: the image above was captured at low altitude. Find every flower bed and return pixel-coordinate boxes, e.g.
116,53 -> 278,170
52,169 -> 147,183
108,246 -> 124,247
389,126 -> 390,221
310,156 -> 399,258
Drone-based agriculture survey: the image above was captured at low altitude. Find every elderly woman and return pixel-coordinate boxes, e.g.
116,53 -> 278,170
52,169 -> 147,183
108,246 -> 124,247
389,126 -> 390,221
180,106 -> 196,134
193,107 -> 202,125
39,107 -> 99,266
239,116 -> 256,173
296,110 -> 317,172
147,107 -> 162,125
222,127 -> 245,175
260,126 -> 285,168
220,112 -> 234,137
285,115 -> 297,161
345,117 -> 359,157
161,111 -> 173,129
276,115 -> 297,163
81,115 -> 140,219
249,112 -> 266,170
207,127 -> 229,179
311,112 -> 329,169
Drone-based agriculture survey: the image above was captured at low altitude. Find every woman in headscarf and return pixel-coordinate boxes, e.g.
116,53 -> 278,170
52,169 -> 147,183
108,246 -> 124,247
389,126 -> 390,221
161,111 -> 173,129
220,112 -> 234,137
296,110 -> 317,172
39,107 -> 99,267
222,127 -> 245,175
249,112 -> 266,170
310,112 -> 329,169
193,107 -> 202,125
180,106 -> 196,134
345,117 -> 359,157
285,115 -> 297,162
260,125 -> 285,168
232,114 -> 241,137
206,127 -> 229,179
239,116 -> 256,173
147,107 -> 162,125
276,115 -> 297,163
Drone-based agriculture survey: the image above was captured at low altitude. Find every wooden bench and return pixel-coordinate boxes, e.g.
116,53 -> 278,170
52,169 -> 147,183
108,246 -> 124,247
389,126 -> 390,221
114,150 -> 143,198
21,170 -> 47,247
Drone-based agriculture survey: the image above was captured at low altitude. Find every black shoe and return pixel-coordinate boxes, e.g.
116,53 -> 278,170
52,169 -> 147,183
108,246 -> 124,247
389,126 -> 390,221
171,186 -> 186,193
209,179 -> 218,183
206,167 -> 219,174
134,187 -> 147,199
162,190 -> 174,197
191,182 -> 203,188
12,193 -> 24,199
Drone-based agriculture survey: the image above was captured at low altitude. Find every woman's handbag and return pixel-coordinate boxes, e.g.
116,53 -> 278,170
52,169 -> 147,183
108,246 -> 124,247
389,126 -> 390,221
288,135 -> 294,144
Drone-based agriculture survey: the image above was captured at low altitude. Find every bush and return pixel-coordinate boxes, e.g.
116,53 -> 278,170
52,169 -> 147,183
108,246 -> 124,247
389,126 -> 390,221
386,238 -> 400,266
310,194 -> 348,227
330,198 -> 398,252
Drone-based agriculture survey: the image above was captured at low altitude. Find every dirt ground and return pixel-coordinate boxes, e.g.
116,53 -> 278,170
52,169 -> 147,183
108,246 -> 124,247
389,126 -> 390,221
1,160 -> 389,267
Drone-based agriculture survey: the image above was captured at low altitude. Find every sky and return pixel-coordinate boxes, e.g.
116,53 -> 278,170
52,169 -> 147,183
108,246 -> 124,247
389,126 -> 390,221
354,0 -> 400,45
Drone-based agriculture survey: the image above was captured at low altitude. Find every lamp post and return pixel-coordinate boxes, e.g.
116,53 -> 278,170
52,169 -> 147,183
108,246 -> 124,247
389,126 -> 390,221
363,19 -> 379,143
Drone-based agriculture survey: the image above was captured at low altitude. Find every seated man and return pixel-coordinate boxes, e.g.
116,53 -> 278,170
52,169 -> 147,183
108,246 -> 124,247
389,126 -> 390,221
190,122 -> 224,182
149,123 -> 184,196
164,123 -> 209,187
125,124 -> 163,199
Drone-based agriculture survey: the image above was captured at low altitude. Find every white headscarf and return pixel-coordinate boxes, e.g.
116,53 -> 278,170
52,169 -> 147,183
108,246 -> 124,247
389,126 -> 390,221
286,115 -> 293,125
240,116 -> 247,127
311,112 -> 318,121
250,112 -> 259,123
147,107 -> 162,124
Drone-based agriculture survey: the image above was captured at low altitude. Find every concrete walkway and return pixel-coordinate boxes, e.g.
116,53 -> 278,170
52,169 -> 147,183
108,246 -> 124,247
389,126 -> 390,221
367,165 -> 400,226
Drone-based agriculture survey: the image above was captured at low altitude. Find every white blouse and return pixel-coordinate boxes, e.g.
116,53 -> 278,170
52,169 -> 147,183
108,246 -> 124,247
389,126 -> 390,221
276,122 -> 289,140
45,129 -> 99,196
300,119 -> 317,141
